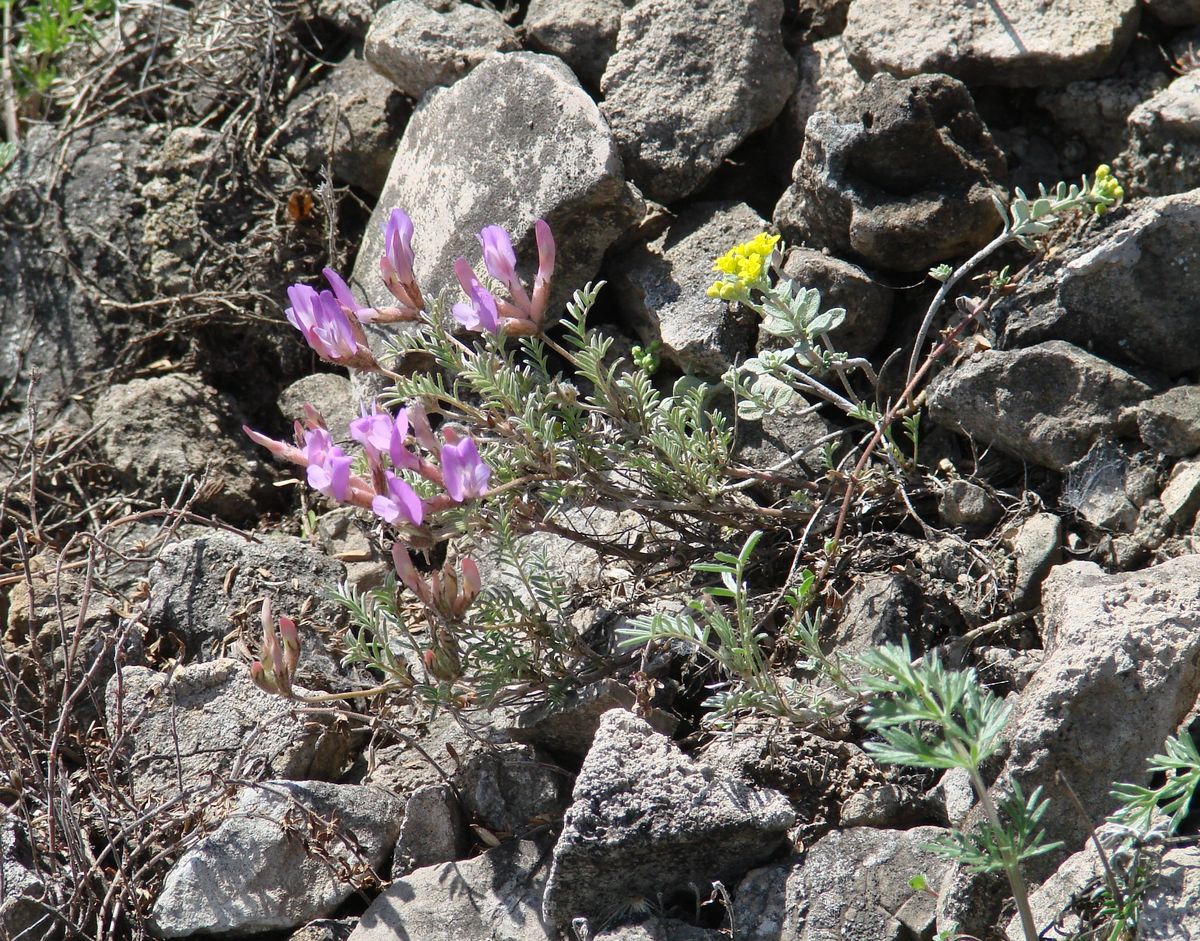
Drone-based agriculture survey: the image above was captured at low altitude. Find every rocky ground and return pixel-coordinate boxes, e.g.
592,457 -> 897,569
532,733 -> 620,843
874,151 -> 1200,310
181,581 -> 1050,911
3,0 -> 1200,939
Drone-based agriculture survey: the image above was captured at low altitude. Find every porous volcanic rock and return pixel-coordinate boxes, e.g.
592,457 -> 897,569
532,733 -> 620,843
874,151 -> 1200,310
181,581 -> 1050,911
524,0 -> 631,88
1121,72 -> 1200,198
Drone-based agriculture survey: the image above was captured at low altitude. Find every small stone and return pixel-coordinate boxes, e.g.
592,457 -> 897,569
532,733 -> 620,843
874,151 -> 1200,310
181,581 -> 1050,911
150,781 -> 403,937
939,479 -> 1001,528
0,819 -> 50,941
831,573 -> 919,658
457,745 -> 571,835
315,0 -> 383,38
524,0 -> 630,88
1003,843 -> 1103,940
610,200 -> 766,375
317,509 -> 390,593
392,784 -> 466,875
843,0 -> 1139,87
1009,512 -> 1062,609
543,711 -> 794,929
364,0 -> 519,98
928,341 -> 1150,472
1161,458 -> 1200,526
1138,845 -> 1200,939
1062,441 -> 1138,532
929,766 -> 975,827
838,784 -> 907,828
361,709 -> 491,797
348,839 -> 551,941
601,0 -> 796,203
1138,385 -> 1200,457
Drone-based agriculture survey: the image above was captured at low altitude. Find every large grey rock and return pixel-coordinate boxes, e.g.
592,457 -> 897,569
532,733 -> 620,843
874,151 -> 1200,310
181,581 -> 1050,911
150,781 -> 403,937
1138,385 -> 1200,457
143,532 -> 353,689
927,341 -> 1151,472
106,659 -> 352,806
524,0 -> 630,88
735,827 -> 955,941
281,53 -> 411,197
349,839 -> 552,941
352,52 -> 641,316
457,745 -> 572,835
1122,73 -> 1200,198
774,74 -> 1006,272
93,374 -> 273,523
543,711 -> 794,929
1,819 -> 51,941
1138,845 -> 1200,939
843,0 -> 1140,87
610,201 -> 765,375
1000,189 -> 1200,378
364,0 -> 519,98
600,0 -> 796,203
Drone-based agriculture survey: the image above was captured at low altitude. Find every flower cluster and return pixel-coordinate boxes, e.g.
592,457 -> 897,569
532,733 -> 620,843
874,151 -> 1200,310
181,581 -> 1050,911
706,231 -> 780,301
250,598 -> 300,697
1089,164 -> 1125,215
452,220 -> 555,335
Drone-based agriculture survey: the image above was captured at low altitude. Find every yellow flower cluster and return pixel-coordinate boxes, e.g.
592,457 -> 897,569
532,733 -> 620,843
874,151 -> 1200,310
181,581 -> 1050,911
707,232 -> 780,300
1091,164 -> 1125,215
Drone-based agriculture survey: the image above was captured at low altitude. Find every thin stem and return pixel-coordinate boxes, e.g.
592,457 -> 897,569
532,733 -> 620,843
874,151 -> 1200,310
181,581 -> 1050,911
1,0 -> 19,144
966,764 -> 1039,941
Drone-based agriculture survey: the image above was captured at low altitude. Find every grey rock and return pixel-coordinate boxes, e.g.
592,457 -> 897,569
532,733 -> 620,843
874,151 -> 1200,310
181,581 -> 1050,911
1009,512 -> 1062,609
392,784 -> 466,876
150,781 -> 403,937
317,509 -> 390,593
1,819 -> 51,941
1139,845 -> 1200,939
976,646 -> 1043,696
348,839 -> 552,941
594,919 -> 726,941
735,827 -> 954,941
939,479 -> 1001,528
506,681 -> 678,759
144,532 -> 354,689
315,0 -> 385,38
1000,188 -> 1200,377
1138,385 -> 1200,456
351,52 -> 642,319
843,0 -> 1139,87
734,382 -> 835,491
774,74 -> 1006,272
457,745 -> 571,835
281,53 -> 411,197
290,919 -> 356,941
524,0 -> 630,88
543,711 -> 794,929
837,784 -> 907,828
1162,457 -> 1200,526
610,201 -> 765,375
364,0 -> 519,98
361,709 -> 491,797
1003,843 -> 1103,941
1146,0 -> 1200,24
1123,73 -> 1200,198
768,247 -> 893,359
927,341 -> 1151,472
278,374 -> 360,446
106,660 -> 352,807
1062,440 -> 1138,532
0,119 -> 155,415
929,766 -> 975,827
93,374 -> 273,523
140,127 -> 218,295
831,573 -> 919,658
600,0 -> 796,203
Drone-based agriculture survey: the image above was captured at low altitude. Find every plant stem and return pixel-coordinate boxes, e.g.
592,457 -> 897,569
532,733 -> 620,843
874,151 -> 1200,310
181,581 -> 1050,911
1,0 -> 18,143
968,767 -> 1039,941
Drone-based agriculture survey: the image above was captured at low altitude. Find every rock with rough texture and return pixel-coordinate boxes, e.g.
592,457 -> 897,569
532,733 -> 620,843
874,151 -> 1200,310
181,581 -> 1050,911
392,784 -> 466,876
600,0 -> 796,203
144,531 -> 354,689
317,508 -> 391,593
775,73 -> 1006,272
1146,0 -> 1200,24
1162,458 -> 1200,526
349,839 -> 552,941
831,573 -> 920,658
735,827 -> 955,941
1003,843 -> 1103,941
543,711 -> 794,929
1000,188 -> 1200,377
1138,845 -> 1200,939
150,781 -> 403,938
1138,386 -> 1200,457
106,660 -> 352,806
927,341 -> 1151,472
1009,512 -> 1063,609
843,0 -> 1140,87
524,0 -> 630,88
734,382 -> 835,492
316,0 -> 385,37
1123,73 -> 1200,198
278,374 -> 359,445
457,745 -> 572,835
1,819 -> 51,941
767,247 -> 893,359
364,0 -> 519,98
939,479 -> 1001,528
505,681 -> 677,759
610,201 -> 765,375
1062,441 -> 1138,532
281,53 -> 411,197
362,709 -> 492,797
93,374 -> 274,522
596,920 -> 726,941
352,52 -> 642,317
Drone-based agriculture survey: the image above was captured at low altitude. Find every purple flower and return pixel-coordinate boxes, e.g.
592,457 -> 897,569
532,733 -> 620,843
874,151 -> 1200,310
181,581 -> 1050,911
440,435 -> 491,503
285,283 -> 365,363
350,407 -> 418,470
301,428 -> 352,501
478,225 -> 531,311
322,267 -> 366,318
372,471 -> 425,526
530,219 -> 555,323
451,258 -> 500,333
380,208 -> 421,307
